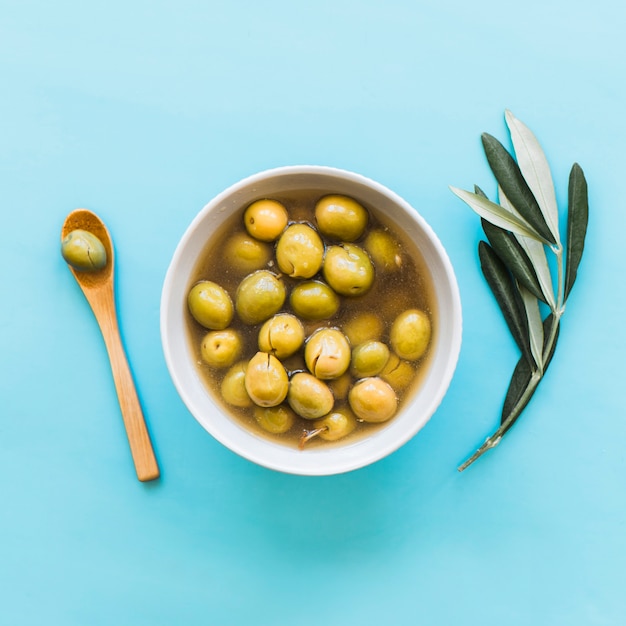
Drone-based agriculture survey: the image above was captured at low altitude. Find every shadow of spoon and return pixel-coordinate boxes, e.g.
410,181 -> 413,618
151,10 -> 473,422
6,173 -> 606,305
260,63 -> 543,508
61,209 -> 160,482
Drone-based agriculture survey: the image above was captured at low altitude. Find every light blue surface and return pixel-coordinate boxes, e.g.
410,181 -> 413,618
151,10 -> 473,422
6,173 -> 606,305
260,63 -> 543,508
1,1 -> 625,624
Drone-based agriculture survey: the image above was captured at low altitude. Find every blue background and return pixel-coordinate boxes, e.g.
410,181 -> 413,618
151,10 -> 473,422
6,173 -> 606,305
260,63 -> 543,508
1,1 -> 624,624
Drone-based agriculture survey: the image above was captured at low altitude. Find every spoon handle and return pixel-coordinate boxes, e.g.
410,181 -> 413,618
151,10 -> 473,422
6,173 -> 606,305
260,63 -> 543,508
91,289 -> 160,482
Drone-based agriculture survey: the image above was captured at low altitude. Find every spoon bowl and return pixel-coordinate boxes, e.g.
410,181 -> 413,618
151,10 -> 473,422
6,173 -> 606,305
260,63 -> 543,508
62,209 -> 160,482
61,209 -> 113,287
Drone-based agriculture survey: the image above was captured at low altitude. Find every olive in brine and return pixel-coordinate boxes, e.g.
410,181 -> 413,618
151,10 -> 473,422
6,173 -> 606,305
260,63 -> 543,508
287,372 -> 334,420
350,341 -> 390,378
329,372 -> 352,401
289,281 -> 340,321
244,199 -> 289,242
188,281 -> 234,330
304,328 -> 351,380
201,329 -> 243,368
380,353 -> 414,391
223,232 -> 272,274
315,195 -> 368,241
61,229 -> 107,272
245,352 -> 289,407
235,270 -> 286,325
364,229 -> 402,272
221,361 -> 252,407
342,311 -> 384,345
390,309 -> 431,360
276,223 -> 324,278
258,313 -> 305,360
300,407 -> 357,447
323,244 -> 374,296
316,408 -> 357,440
348,377 -> 398,423
254,405 -> 296,434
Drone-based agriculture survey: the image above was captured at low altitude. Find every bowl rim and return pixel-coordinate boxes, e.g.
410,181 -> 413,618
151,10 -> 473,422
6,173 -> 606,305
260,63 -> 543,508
161,165 -> 462,475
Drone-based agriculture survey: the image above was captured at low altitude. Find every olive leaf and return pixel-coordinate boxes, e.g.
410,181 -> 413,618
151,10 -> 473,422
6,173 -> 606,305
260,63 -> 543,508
474,185 -> 489,199
478,241 -> 532,364
500,184 -> 556,310
450,186 -> 545,241
564,163 -> 589,301
481,133 -> 556,245
517,283 -> 544,372
481,219 -> 546,304
500,355 -> 534,426
501,313 -> 560,422
505,110 -> 560,244
515,234 -> 555,309
495,184 -> 556,310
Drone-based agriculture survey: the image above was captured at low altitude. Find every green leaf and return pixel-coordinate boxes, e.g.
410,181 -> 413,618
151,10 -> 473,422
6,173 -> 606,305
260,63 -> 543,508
505,110 -> 560,244
516,234 -> 556,309
478,241 -> 532,364
481,219 -> 547,304
500,355 -> 534,426
481,133 -> 556,245
564,163 -> 589,300
515,235 -> 556,310
474,185 -> 488,199
501,313 -> 560,422
450,186 -> 545,241
518,284 -> 544,372
497,184 -> 527,223
499,186 -> 556,309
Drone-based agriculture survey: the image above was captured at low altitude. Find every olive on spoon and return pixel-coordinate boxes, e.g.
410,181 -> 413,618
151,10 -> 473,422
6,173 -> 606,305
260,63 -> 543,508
61,209 -> 160,482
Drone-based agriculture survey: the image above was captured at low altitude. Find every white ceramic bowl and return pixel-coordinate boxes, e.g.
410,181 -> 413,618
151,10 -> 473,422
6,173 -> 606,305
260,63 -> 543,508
161,165 -> 462,475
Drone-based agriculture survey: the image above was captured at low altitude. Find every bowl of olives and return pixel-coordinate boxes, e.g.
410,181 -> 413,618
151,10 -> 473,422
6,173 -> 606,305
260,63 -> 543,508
161,165 -> 462,475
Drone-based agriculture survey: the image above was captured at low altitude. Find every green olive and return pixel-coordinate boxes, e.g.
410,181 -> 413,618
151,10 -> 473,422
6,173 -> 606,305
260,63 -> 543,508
276,223 -> 324,278
380,353 -> 415,391
244,199 -> 289,242
287,372 -> 334,419
390,309 -> 431,360
348,377 -> 397,423
254,404 -> 296,434
342,312 -> 384,345
61,229 -> 107,272
300,407 -> 357,447
244,352 -> 289,407
364,229 -> 402,272
314,408 -> 357,441
258,313 -> 305,360
289,281 -> 340,320
329,372 -> 352,401
350,341 -> 390,378
188,281 -> 234,330
200,329 -> 243,368
304,328 -> 351,380
314,195 -> 368,241
322,244 -> 374,296
235,270 -> 286,325
223,232 -> 272,274
221,361 -> 252,407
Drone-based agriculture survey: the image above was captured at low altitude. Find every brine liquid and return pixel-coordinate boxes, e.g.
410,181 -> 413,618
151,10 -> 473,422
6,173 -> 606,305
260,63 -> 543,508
186,190 -> 437,448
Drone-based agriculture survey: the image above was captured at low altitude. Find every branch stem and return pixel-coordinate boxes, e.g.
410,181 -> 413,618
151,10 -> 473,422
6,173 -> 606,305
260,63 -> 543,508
457,370 -> 541,471
458,288 -> 562,472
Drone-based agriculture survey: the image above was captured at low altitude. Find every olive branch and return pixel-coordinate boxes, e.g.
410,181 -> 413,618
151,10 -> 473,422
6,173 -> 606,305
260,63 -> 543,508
450,110 -> 589,471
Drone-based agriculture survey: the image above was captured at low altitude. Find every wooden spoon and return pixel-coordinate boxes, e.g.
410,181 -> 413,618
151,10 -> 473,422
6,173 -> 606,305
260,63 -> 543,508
61,209 -> 160,482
